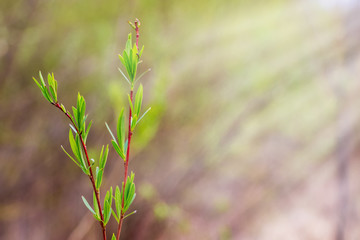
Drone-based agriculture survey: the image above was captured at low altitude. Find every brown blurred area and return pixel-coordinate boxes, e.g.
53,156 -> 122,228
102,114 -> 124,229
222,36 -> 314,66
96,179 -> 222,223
2,0 -> 360,239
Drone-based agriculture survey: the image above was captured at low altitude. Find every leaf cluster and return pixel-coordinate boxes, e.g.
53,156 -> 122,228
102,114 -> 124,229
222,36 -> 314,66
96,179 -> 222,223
112,172 -> 137,223
33,72 -> 58,104
118,34 -> 144,86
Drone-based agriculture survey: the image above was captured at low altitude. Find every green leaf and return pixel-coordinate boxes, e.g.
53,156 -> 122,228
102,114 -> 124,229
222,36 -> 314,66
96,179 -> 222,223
137,107 -> 151,124
40,88 -> 52,103
39,71 -> 46,87
72,106 -> 78,127
83,120 -> 92,143
134,68 -> 150,84
99,145 -> 109,169
60,104 -> 66,113
93,192 -> 100,220
125,34 -> 132,52
81,196 -> 96,215
134,84 -> 143,117
115,186 -> 121,218
124,210 -> 137,219
111,209 -> 119,223
105,122 -> 117,143
75,134 -> 88,175
139,45 -> 144,58
128,94 -> 134,114
33,77 -> 43,91
123,172 -> 136,213
111,140 -> 125,160
118,67 -> 131,85
95,167 -> 103,189
112,234 -> 116,240
61,145 -> 81,168
69,130 -> 79,160
117,108 -> 125,153
103,188 -> 113,225
48,73 -> 57,102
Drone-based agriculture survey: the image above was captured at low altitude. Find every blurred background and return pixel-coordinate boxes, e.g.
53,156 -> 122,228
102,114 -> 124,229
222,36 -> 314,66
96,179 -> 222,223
1,0 -> 360,239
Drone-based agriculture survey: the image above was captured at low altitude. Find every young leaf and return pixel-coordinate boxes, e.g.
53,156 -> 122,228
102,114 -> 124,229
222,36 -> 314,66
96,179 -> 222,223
81,196 -> 96,215
69,130 -> 79,160
137,107 -> 151,124
61,145 -> 81,169
124,210 -> 137,219
118,67 -> 131,86
115,186 -> 121,218
95,167 -> 103,189
105,122 -> 117,143
99,145 -> 109,169
134,68 -> 150,84
83,120 -> 92,143
39,71 -> 46,87
93,192 -> 100,221
134,84 -> 143,117
60,104 -> 66,113
111,140 -> 125,160
128,94 -> 134,114
117,108 -> 125,152
33,77 -> 43,91
103,188 -> 113,225
112,234 -> 116,240
112,209 -> 120,223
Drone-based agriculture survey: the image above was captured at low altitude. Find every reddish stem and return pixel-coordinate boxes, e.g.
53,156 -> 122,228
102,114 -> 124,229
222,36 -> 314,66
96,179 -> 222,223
53,103 -> 107,240
116,20 -> 140,240
116,90 -> 133,240
135,20 -> 139,52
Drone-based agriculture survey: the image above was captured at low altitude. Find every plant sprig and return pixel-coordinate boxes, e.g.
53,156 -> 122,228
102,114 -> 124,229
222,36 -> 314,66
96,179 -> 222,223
33,18 -> 151,240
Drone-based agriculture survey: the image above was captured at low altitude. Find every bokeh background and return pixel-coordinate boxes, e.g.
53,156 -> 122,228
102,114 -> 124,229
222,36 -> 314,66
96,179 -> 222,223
1,0 -> 360,239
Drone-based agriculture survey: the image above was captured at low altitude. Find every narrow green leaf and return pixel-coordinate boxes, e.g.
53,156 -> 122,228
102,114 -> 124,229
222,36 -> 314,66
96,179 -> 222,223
111,209 -> 119,223
49,85 -> 57,103
33,77 -> 43,91
69,124 -> 77,134
39,71 -> 46,86
95,167 -> 103,189
117,108 -> 125,153
81,196 -> 96,215
72,107 -> 78,127
75,134 -> 88,175
128,94 -> 134,114
60,104 -> 66,112
137,107 -> 151,124
139,45 -> 144,58
93,191 -> 100,219
134,68 -> 151,84
112,234 -> 116,240
99,145 -> 109,169
40,88 -> 52,103
134,84 -> 143,117
118,67 -> 131,85
105,122 -> 117,143
61,145 -> 81,168
115,186 -> 121,217
69,130 -> 79,160
53,73 -> 58,94
124,210 -> 137,219
111,140 -> 125,160
83,120 -> 92,143
103,188 -> 113,225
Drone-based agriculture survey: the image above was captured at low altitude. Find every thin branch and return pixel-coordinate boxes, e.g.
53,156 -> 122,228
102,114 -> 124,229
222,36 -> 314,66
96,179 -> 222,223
54,102 -> 107,240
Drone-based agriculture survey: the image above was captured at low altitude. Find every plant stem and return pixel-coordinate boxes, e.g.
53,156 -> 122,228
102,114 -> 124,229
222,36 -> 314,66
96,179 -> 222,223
116,20 -> 140,240
116,90 -> 133,240
53,102 -> 107,240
